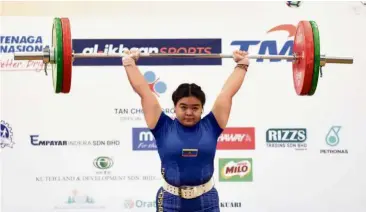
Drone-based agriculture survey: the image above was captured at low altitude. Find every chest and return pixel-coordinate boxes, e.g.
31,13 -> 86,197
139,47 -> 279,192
158,127 -> 218,161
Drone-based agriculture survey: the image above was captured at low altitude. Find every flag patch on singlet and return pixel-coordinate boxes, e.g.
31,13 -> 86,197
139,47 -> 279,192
182,149 -> 198,157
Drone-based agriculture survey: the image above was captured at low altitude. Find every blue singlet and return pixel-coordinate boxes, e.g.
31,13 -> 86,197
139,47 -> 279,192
150,111 -> 223,212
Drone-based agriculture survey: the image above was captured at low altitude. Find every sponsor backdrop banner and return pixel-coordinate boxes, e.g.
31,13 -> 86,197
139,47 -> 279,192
1,1 -> 366,212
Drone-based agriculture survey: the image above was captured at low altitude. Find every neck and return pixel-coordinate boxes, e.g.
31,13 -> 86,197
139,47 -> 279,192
176,119 -> 199,132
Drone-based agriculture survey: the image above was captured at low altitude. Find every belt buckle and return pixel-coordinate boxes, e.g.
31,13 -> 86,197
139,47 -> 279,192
179,186 -> 198,199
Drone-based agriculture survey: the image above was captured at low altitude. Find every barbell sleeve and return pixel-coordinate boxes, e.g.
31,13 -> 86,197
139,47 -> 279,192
320,56 -> 353,64
13,52 -> 44,60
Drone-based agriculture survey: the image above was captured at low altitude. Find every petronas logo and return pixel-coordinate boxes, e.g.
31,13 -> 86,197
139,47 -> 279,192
326,126 -> 341,146
93,156 -> 114,169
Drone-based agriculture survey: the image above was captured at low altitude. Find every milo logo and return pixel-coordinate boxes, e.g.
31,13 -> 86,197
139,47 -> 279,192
218,158 -> 253,182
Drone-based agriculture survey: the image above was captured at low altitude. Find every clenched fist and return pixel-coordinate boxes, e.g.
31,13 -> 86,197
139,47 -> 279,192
122,49 -> 140,67
233,50 -> 250,66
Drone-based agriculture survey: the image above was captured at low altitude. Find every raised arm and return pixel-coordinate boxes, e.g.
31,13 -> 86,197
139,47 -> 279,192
212,50 -> 249,129
122,50 -> 162,129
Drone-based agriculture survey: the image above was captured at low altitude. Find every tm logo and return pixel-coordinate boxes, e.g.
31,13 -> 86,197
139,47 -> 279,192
231,24 -> 296,62
144,71 -> 167,97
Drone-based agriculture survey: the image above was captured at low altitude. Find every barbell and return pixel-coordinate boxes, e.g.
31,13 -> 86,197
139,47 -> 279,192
12,17 -> 353,96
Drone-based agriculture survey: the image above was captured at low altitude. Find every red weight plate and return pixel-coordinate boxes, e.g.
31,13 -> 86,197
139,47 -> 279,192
60,17 -> 72,93
292,21 -> 314,95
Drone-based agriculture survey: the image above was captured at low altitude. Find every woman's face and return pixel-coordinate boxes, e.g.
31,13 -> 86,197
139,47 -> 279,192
174,96 -> 203,127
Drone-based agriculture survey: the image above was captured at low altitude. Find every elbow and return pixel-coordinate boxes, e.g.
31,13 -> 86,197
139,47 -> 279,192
133,84 -> 144,97
132,86 -> 141,97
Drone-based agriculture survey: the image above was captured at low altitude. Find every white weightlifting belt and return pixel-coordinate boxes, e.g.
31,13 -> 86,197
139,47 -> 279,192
162,177 -> 214,199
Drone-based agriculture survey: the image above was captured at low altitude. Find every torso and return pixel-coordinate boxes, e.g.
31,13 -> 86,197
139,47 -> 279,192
152,112 -> 223,187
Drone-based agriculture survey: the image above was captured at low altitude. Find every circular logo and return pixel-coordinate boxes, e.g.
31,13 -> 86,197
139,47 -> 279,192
0,120 -> 14,148
124,199 -> 134,209
144,71 -> 167,95
0,123 -> 11,139
93,156 -> 114,169
326,135 -> 339,146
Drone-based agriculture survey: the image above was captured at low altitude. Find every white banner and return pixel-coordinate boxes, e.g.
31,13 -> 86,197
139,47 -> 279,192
1,1 -> 366,212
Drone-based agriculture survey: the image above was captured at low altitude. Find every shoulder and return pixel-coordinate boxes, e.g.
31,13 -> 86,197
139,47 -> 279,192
201,111 -> 224,136
202,111 -> 222,127
149,112 -> 173,136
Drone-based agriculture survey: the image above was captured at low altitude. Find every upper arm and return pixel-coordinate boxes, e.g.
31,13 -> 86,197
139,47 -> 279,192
141,92 -> 172,145
211,92 -> 233,129
140,91 -> 164,129
202,111 -> 224,138
149,111 -> 172,143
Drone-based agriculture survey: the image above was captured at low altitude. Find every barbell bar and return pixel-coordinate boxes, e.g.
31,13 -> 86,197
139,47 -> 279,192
14,51 -> 353,63
11,17 -> 354,96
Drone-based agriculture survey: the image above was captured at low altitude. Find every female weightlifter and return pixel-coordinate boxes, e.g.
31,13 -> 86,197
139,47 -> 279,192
122,49 -> 249,212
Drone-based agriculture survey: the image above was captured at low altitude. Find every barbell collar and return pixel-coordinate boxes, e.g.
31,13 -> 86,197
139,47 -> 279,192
42,46 -> 50,64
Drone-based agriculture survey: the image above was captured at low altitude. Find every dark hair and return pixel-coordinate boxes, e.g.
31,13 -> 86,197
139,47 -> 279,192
172,83 -> 206,106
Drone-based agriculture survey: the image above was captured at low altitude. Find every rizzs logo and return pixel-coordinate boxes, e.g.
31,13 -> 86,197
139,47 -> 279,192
266,128 -> 307,150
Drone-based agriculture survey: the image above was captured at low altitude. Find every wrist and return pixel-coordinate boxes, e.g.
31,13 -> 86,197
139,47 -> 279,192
122,58 -> 137,67
235,64 -> 249,71
123,63 -> 137,68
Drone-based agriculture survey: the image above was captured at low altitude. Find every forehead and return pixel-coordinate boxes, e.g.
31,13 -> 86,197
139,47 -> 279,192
177,97 -> 202,106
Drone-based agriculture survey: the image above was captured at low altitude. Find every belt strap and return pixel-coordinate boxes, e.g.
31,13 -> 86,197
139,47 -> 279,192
162,177 -> 214,199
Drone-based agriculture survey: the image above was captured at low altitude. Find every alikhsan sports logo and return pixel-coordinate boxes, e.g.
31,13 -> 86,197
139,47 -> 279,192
0,120 -> 15,148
